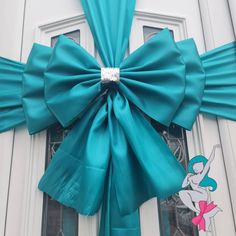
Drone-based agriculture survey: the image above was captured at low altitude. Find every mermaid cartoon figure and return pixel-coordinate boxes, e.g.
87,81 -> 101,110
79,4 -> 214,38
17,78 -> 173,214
179,144 -> 222,232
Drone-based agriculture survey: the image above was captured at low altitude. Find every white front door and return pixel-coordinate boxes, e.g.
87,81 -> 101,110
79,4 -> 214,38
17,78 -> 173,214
0,0 -> 235,236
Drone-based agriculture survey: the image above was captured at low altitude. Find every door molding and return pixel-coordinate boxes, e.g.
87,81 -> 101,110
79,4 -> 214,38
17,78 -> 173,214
198,0 -> 236,234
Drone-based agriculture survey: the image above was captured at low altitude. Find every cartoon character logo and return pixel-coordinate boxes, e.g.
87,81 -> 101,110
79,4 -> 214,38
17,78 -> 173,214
179,144 -> 222,232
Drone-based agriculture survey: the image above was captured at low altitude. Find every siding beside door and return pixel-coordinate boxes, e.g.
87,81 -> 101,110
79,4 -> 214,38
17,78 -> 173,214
0,0 -> 26,235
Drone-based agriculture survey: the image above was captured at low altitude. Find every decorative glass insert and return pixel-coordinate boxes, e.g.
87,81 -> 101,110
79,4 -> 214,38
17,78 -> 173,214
152,122 -> 198,236
143,26 -> 199,236
51,30 -> 80,47
41,30 -> 80,236
143,26 -> 173,42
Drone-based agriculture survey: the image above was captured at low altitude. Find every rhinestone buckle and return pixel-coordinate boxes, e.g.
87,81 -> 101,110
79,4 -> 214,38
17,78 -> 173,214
101,68 -> 120,83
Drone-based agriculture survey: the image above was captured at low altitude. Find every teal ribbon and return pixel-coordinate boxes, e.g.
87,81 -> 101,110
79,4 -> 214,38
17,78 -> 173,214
200,41 -> 236,120
0,0 -> 236,235
0,57 -> 25,131
39,28 -> 188,235
22,44 -> 57,134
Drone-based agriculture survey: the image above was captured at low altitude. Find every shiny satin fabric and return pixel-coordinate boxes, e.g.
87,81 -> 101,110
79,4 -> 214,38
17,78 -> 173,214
119,29 -> 186,127
44,35 -> 101,128
200,42 -> 236,120
39,90 -> 186,206
38,89 -> 186,235
81,0 -> 136,67
22,44 -> 57,134
45,29 -> 186,128
0,57 -> 26,132
173,39 -> 205,130
99,165 -> 141,236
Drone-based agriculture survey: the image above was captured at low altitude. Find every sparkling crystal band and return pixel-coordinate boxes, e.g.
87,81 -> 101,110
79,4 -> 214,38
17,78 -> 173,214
101,68 -> 120,83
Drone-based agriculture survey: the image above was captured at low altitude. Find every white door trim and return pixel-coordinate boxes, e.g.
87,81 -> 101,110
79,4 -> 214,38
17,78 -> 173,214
198,0 -> 236,233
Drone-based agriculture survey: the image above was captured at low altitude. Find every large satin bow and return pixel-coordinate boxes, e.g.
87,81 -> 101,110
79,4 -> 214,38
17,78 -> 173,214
44,29 -> 186,128
38,28 -> 190,235
23,1 -> 206,235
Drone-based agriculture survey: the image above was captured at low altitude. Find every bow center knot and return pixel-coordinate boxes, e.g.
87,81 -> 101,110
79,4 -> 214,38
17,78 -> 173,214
101,68 -> 120,84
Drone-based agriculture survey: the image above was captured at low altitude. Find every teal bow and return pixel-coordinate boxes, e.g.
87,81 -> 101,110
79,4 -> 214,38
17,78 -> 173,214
39,28 -> 190,235
1,0 -> 236,235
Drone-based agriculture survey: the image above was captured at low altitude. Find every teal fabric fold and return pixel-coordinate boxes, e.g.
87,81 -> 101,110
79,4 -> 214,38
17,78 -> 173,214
41,25 -> 187,235
44,35 -> 101,127
0,57 -> 26,131
200,42 -> 236,120
99,166 -> 141,236
173,39 -> 205,130
39,89 -> 185,234
120,29 -> 186,126
109,92 -> 185,215
81,0 -> 136,67
39,98 -> 110,215
22,44 -> 57,134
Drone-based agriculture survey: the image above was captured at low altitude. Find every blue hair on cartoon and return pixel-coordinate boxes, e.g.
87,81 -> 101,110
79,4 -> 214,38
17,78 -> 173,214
188,155 -> 217,192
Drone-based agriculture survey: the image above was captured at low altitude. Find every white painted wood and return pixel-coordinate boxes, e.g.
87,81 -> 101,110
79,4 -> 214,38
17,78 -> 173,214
228,0 -> 236,35
199,0 -> 236,231
35,14 -> 94,55
0,0 -> 235,235
139,198 -> 160,236
78,215 -> 99,236
218,119 -> 236,224
197,116 -> 235,236
20,132 -> 47,236
4,129 -> 46,236
135,0 -> 205,52
21,0 -> 84,62
198,0 -> 234,48
131,11 -> 188,51
4,128 -> 32,236
0,131 -> 14,236
0,0 -> 25,59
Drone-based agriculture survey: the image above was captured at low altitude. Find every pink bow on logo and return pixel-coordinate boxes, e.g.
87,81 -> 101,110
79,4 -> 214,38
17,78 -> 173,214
192,200 -> 217,231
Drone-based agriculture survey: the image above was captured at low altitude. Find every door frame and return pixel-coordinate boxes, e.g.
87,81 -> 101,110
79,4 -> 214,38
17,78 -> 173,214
0,0 -> 236,235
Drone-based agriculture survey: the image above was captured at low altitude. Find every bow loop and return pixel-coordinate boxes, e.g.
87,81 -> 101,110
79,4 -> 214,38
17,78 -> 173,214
173,39 -> 205,130
119,29 -> 186,126
22,44 -> 57,134
44,35 -> 101,127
